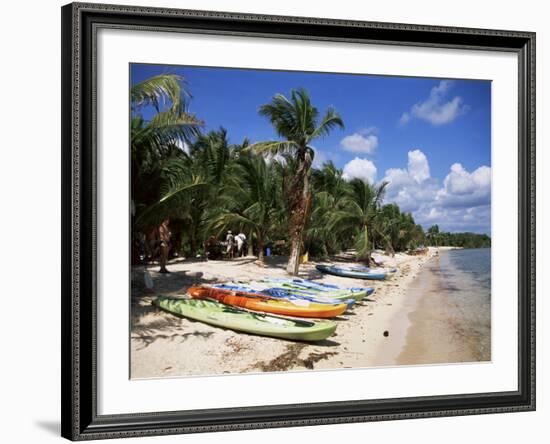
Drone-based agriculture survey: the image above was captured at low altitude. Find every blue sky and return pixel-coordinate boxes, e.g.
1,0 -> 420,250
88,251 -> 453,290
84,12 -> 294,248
131,64 -> 492,234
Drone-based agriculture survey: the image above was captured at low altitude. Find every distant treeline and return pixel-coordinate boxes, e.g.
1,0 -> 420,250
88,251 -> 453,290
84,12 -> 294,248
425,225 -> 491,249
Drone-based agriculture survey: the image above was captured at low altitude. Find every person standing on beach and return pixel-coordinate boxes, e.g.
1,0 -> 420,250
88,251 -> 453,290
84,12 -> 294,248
226,230 -> 235,259
159,219 -> 171,273
145,227 -> 158,263
235,232 -> 247,257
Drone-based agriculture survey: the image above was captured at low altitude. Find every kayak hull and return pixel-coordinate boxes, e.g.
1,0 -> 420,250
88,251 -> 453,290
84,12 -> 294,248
350,266 -> 397,274
211,283 -> 356,308
188,286 -> 348,318
155,297 -> 336,341
261,278 -> 374,301
316,264 -> 387,280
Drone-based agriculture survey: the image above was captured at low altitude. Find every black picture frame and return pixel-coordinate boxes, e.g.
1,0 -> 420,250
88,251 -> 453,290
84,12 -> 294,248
61,2 -> 536,440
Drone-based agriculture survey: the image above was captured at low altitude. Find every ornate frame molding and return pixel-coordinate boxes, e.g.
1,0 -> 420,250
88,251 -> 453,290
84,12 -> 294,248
61,3 -> 535,440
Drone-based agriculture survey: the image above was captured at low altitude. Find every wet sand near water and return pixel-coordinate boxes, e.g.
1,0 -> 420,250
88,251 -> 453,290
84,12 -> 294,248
398,251 -> 491,364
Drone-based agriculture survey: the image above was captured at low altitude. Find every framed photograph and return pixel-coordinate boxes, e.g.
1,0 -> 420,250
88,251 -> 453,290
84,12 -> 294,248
61,2 -> 535,440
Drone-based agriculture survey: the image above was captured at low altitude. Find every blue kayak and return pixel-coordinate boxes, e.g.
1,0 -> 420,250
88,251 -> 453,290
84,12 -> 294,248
262,277 -> 374,300
349,265 -> 397,273
211,283 -> 356,309
316,264 -> 387,280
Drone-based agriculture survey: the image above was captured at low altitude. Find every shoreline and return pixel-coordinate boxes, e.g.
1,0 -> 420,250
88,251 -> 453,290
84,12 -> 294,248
130,246 -> 470,378
398,248 -> 491,365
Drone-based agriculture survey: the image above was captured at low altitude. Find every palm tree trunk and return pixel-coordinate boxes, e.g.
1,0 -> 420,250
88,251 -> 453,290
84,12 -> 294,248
286,167 -> 310,275
286,234 -> 302,275
247,230 -> 254,256
257,231 -> 265,263
189,233 -> 196,257
358,224 -> 372,267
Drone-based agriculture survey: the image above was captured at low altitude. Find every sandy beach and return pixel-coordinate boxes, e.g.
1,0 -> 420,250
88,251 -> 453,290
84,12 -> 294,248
130,246 -> 489,379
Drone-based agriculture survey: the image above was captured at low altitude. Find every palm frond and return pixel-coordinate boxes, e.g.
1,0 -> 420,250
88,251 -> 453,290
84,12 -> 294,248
210,212 -> 257,238
258,93 -> 297,138
132,111 -> 202,154
134,176 -> 208,229
131,74 -> 190,112
247,140 -> 299,157
310,108 -> 344,140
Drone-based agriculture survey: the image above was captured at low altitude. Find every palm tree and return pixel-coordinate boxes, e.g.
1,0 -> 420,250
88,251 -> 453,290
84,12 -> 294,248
427,224 -> 440,247
304,191 -> 340,258
305,162 -> 351,257
144,128 -> 242,256
130,74 -> 208,269
190,128 -> 234,186
210,155 -> 279,263
373,203 -> 402,256
251,88 -> 344,274
131,74 -> 202,191
131,74 -> 203,224
330,178 -> 388,266
311,161 -> 349,201
133,158 -> 209,231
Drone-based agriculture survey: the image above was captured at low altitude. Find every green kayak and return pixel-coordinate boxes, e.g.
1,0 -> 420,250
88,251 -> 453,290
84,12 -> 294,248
154,296 -> 337,342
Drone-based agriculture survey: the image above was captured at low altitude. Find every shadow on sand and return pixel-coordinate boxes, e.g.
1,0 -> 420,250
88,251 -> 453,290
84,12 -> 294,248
132,330 -> 214,350
131,269 -> 224,347
131,267 -> 220,297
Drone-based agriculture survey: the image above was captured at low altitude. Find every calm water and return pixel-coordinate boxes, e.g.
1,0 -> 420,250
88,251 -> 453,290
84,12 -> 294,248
435,248 -> 491,359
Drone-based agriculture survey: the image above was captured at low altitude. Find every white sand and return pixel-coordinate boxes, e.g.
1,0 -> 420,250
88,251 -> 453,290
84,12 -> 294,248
130,247 -> 460,378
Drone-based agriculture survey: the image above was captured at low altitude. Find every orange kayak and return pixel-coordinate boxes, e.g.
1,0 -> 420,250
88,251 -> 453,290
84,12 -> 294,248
188,286 -> 347,318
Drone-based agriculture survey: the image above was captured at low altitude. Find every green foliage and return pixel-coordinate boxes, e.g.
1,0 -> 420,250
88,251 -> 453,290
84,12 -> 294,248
131,74 -> 204,231
255,88 -> 344,152
131,74 -> 188,112
209,155 -> 282,261
251,88 -> 345,273
327,179 -> 388,262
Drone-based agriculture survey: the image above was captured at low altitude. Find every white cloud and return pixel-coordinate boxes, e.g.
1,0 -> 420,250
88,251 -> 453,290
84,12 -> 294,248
407,149 -> 430,183
384,167 -> 414,189
381,150 -> 491,233
400,80 -> 469,126
436,163 -> 491,208
342,157 -> 377,183
426,207 -> 442,220
382,150 -> 437,212
340,128 -> 378,154
414,204 -> 491,234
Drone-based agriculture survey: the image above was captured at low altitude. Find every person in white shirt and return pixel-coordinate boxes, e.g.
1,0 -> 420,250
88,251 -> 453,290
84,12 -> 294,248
226,230 -> 235,259
235,233 -> 247,257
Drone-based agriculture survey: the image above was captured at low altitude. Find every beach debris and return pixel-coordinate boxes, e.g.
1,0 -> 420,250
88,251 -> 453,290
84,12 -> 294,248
249,344 -> 337,372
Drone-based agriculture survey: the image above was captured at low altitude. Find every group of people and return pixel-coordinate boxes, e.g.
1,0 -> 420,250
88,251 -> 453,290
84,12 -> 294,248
133,224 -> 249,274
225,231 -> 247,259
